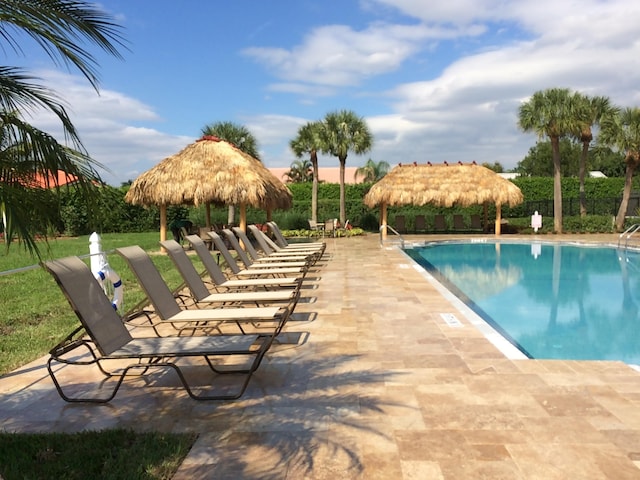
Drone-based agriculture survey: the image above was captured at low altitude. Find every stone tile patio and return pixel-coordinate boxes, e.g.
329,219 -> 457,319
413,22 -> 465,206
1,233 -> 640,479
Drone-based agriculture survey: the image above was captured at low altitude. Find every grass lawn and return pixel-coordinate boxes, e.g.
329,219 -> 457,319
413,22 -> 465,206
0,429 -> 196,479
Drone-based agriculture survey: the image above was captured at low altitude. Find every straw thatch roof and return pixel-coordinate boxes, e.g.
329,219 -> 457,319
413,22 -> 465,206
363,162 -> 523,208
125,136 -> 292,210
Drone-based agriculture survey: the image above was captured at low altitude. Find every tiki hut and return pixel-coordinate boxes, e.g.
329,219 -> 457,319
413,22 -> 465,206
363,162 -> 524,235
125,136 -> 292,242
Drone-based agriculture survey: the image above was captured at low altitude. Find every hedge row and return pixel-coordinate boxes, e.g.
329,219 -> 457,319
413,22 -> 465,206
49,176 -> 639,236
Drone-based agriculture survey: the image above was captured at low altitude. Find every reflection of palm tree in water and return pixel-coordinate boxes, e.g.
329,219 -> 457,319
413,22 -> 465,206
547,244 -> 561,331
618,250 -> 638,321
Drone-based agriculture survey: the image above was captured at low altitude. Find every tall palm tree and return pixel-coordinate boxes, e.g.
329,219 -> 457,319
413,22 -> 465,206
284,159 -> 313,183
598,107 -> 640,232
200,121 -> 260,225
518,88 -> 581,233
0,0 -> 125,255
321,110 -> 373,224
290,121 -> 323,222
575,94 -> 613,216
354,158 -> 390,182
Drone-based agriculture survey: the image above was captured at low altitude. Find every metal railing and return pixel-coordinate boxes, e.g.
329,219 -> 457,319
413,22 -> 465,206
618,223 -> 640,249
379,225 -> 404,248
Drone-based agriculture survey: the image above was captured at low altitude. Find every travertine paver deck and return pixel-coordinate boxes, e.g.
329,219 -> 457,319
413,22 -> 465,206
1,233 -> 640,479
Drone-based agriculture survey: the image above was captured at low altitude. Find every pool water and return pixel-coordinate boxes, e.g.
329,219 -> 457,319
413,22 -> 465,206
405,241 -> 640,364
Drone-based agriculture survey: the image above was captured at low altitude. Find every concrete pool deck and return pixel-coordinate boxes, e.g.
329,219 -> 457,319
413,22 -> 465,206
2,233 -> 640,478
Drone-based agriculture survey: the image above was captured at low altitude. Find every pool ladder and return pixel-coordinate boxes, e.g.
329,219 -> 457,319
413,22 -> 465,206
618,223 -> 640,249
379,224 -> 405,248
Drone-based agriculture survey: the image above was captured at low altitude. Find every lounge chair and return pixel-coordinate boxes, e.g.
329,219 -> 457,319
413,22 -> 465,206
394,215 -> 406,234
44,256 -> 277,402
453,214 -> 465,231
220,229 -> 308,275
230,227 -> 311,266
160,239 -> 301,308
415,215 -> 426,233
247,225 -> 323,265
185,234 -> 303,290
116,245 -> 289,336
267,222 -> 325,252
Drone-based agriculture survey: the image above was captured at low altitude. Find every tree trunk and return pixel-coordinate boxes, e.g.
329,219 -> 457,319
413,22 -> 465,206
339,157 -> 346,225
311,152 -> 318,223
579,140 -> 589,217
551,136 -> 563,233
615,162 -> 635,232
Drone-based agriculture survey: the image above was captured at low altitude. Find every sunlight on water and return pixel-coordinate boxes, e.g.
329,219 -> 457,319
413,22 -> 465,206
405,241 -> 640,364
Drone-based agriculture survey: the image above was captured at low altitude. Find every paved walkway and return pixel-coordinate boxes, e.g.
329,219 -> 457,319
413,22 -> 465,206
2,234 -> 640,479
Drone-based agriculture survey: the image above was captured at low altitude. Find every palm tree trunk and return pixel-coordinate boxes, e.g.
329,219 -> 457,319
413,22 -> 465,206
579,141 -> 589,217
339,157 -> 346,225
615,162 -> 635,231
551,136 -> 563,233
311,153 -> 318,223
227,205 -> 235,227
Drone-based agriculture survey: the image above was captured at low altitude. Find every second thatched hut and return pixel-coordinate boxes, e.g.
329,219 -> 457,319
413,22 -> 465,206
363,162 -> 524,235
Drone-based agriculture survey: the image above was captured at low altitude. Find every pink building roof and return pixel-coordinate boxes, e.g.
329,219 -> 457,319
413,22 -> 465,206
269,166 -> 362,184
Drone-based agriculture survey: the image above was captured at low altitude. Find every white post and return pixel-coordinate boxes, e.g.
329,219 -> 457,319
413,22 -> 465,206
89,232 -> 107,275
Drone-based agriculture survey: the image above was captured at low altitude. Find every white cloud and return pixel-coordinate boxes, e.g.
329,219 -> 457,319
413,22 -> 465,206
242,22 -> 484,88
25,70 -> 193,185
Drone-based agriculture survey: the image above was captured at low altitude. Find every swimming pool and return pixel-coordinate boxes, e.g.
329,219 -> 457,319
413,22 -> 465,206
404,240 -> 640,365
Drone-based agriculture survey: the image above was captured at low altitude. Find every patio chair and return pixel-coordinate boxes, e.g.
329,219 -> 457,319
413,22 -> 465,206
266,221 -> 325,251
415,215 -> 427,233
394,215 -> 406,234
220,229 -> 309,275
308,219 -> 324,236
44,256 -> 277,402
186,234 -> 304,290
160,239 -> 301,309
230,227 -> 311,266
116,245 -> 289,337
471,214 -> 483,231
323,218 -> 337,238
434,214 -> 447,232
453,214 -> 466,231
247,225 -> 323,265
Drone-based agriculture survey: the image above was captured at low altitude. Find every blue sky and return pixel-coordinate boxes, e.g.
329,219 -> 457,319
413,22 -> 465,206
9,0 -> 640,185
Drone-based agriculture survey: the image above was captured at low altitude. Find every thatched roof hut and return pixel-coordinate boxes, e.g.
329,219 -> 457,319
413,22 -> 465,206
125,136 -> 292,241
363,162 -> 524,235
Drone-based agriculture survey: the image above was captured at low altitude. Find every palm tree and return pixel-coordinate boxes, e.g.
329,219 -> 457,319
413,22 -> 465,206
518,88 -> 581,233
0,1 -> 125,255
200,121 -> 260,225
321,110 -> 373,224
1,111 -> 103,254
598,107 -> 640,232
200,121 -> 260,159
354,158 -> 390,182
284,159 -> 313,183
575,94 -> 613,216
290,121 -> 323,223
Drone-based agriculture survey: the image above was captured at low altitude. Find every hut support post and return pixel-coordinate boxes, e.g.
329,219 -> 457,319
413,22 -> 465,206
380,203 -> 388,240
239,203 -> 247,232
160,204 -> 167,251
495,203 -> 502,236
205,203 -> 211,228
266,208 -> 272,222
